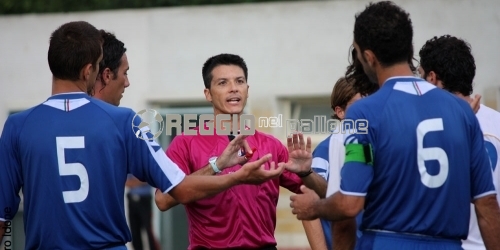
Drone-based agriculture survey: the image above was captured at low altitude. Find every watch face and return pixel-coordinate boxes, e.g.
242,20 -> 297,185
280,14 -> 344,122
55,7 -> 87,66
209,157 -> 217,162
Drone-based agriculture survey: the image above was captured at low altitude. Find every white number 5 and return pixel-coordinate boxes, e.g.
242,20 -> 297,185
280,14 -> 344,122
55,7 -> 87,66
56,137 -> 89,203
416,118 -> 449,188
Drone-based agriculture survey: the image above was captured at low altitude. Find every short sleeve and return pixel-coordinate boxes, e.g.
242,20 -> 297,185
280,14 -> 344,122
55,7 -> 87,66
339,103 -> 374,196
469,115 -> 496,200
127,111 -> 185,194
311,140 -> 330,181
0,117 -> 23,221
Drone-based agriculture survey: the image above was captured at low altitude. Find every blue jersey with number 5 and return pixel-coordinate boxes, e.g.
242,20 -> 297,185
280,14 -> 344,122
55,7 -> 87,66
0,93 -> 186,249
340,77 -> 495,239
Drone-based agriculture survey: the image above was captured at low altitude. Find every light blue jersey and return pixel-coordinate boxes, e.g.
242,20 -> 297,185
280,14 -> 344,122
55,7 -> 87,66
340,77 -> 495,247
0,92 -> 185,249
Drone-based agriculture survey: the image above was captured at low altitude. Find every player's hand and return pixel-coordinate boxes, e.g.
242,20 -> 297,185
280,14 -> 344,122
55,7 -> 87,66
469,94 -> 481,114
281,133 -> 313,174
217,134 -> 253,170
290,185 -> 320,220
237,153 -> 285,184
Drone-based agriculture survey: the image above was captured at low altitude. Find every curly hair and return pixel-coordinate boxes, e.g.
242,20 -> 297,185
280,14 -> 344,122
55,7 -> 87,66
345,46 -> 417,96
354,1 -> 413,67
418,35 -> 475,96
345,47 -> 379,96
98,30 -> 127,80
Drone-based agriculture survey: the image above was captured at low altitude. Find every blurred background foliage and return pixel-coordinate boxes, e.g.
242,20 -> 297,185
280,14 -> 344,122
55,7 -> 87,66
0,0 -> 303,15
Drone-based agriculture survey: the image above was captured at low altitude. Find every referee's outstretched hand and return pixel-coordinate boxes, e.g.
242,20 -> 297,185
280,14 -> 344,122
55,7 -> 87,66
238,153 -> 285,184
217,134 -> 253,170
282,132 -> 313,173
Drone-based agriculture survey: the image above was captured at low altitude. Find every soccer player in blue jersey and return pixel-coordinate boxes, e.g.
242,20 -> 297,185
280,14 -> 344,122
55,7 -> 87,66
290,1 -> 500,250
303,77 -> 362,250
91,30 -> 130,106
418,34 -> 500,250
92,30 -> 160,250
0,21 -> 285,249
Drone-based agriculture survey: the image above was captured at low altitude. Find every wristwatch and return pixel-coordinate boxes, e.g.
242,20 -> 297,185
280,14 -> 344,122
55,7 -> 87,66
209,157 -> 221,174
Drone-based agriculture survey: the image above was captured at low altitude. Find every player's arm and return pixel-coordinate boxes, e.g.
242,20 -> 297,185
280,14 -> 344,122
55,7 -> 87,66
155,134 -> 255,211
168,154 -> 283,204
325,141 -> 357,250
301,144 -> 330,249
300,169 -> 328,198
331,218 -> 357,250
474,194 -> 500,250
313,191 -> 364,221
0,221 -> 4,243
0,118 -> 23,244
468,111 -> 500,249
313,105 -> 372,221
468,114 -> 500,249
131,133 -> 284,205
302,219 -> 328,250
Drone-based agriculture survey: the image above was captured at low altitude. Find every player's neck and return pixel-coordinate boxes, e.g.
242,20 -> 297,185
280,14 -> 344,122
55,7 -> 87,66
377,62 -> 415,87
454,92 -> 472,103
52,77 -> 87,95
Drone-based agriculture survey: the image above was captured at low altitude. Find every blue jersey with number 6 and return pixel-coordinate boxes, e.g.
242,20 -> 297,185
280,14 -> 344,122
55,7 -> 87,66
340,77 -> 495,239
0,92 -> 186,249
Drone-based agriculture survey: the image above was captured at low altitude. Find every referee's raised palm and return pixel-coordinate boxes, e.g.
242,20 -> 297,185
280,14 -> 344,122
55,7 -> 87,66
280,133 -> 313,173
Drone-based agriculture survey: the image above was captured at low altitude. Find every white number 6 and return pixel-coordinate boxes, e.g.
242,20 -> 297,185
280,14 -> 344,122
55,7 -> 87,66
416,118 -> 449,188
56,137 -> 89,203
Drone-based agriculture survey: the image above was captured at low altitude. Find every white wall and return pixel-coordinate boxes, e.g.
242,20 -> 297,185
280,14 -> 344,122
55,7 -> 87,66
1,0 -> 500,130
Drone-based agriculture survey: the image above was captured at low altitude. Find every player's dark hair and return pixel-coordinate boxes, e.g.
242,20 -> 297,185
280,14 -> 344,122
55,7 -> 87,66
354,1 -> 413,67
331,77 -> 358,119
345,47 -> 379,96
418,35 -> 476,96
48,21 -> 102,81
98,30 -> 127,81
202,54 -> 248,89
91,30 -> 128,96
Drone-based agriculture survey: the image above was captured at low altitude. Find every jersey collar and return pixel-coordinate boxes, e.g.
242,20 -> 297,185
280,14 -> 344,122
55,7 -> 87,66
47,92 -> 89,100
382,76 -> 424,88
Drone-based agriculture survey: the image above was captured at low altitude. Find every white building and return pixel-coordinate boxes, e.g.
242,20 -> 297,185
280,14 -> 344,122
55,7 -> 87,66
1,0 -> 499,249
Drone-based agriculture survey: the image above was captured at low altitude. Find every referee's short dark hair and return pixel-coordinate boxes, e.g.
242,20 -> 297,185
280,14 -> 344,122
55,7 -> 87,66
202,54 -> 248,89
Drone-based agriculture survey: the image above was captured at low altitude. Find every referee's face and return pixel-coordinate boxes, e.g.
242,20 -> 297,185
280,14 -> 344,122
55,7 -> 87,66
204,65 -> 249,116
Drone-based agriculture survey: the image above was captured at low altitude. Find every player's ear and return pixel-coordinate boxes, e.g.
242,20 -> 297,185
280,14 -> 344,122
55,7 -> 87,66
363,50 -> 376,68
80,63 -> 94,82
426,71 -> 440,86
334,106 -> 345,120
102,68 -> 112,84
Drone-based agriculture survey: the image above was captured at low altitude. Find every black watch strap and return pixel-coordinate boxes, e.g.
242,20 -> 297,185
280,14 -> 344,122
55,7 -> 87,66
297,169 -> 313,178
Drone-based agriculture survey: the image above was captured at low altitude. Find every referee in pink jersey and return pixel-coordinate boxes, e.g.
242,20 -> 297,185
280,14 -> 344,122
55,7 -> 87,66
155,54 -> 327,250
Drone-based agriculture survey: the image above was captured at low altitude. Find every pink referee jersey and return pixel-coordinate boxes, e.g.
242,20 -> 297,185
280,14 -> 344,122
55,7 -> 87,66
166,126 -> 302,249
